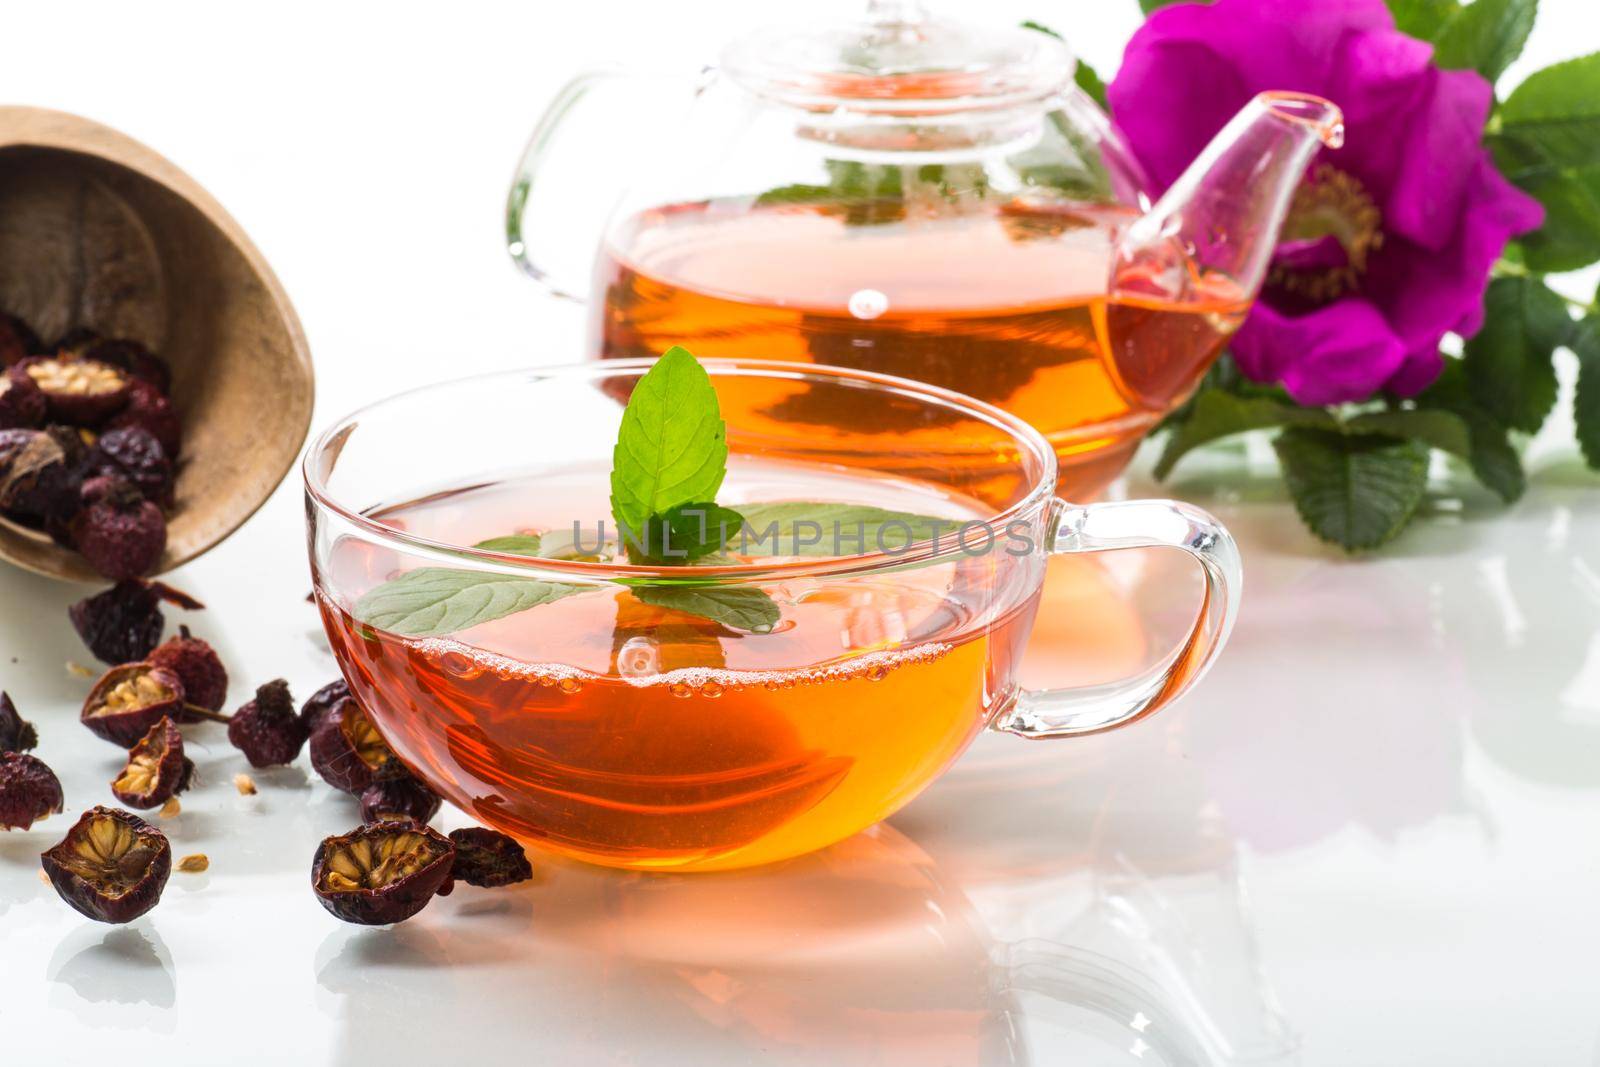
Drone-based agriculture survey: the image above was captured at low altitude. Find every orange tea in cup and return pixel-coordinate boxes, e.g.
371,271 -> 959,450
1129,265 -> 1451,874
306,361 -> 1240,872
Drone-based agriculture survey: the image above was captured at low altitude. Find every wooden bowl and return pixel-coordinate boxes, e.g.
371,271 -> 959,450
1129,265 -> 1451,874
0,106 -> 313,582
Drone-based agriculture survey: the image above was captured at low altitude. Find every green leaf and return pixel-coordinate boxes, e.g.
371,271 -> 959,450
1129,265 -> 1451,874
1387,0 -> 1462,40
1499,52 -> 1600,170
1515,169 -> 1600,272
1074,61 -> 1109,111
1463,276 -> 1570,433
1431,0 -> 1537,82
1572,317 -> 1600,469
1154,389 -> 1335,479
1139,0 -> 1200,13
734,501 -> 956,557
354,568 -> 588,638
1416,360 -> 1526,502
1273,429 -> 1431,550
631,502 -> 746,563
610,345 -> 728,543
473,534 -> 544,555
630,584 -> 781,634
1343,408 -> 1473,457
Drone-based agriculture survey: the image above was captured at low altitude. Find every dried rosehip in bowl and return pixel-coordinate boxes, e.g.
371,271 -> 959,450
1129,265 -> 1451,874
0,426 -> 86,530
360,772 -> 442,825
310,696 -> 399,794
71,475 -> 166,580
0,312 -> 41,369
0,751 -> 63,830
41,807 -> 171,924
312,821 -> 456,926
0,371 -> 47,430
148,626 -> 227,714
300,679 -> 350,733
447,827 -> 533,888
18,356 -> 130,426
81,662 -> 186,748
228,678 -> 307,767
69,579 -> 204,666
89,426 -> 173,507
80,338 -> 171,396
112,718 -> 193,810
0,691 -> 38,753
104,380 -> 181,459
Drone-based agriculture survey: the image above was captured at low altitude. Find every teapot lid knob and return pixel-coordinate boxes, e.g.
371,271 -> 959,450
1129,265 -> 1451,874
721,3 -> 1075,114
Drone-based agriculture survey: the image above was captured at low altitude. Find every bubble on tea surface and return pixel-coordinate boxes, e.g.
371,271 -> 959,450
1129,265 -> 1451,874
848,288 -> 889,320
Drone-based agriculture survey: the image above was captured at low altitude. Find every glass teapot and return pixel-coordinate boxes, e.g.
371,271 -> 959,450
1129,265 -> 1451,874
507,1 -> 1342,497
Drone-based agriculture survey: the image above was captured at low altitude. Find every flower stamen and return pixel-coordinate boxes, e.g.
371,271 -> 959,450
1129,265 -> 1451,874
1269,164 -> 1384,304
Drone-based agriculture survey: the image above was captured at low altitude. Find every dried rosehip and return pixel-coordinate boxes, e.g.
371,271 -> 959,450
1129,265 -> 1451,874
0,691 -> 38,753
89,426 -> 173,507
310,696 -> 399,794
104,380 -> 180,459
311,821 -> 455,925
41,806 -> 171,923
71,475 -> 166,580
0,312 -> 41,368
447,827 -> 533,888
0,370 -> 46,430
0,751 -> 63,829
360,772 -> 441,825
111,718 -> 193,809
300,679 -> 350,732
148,626 -> 227,714
228,679 -> 307,767
0,426 -> 86,530
18,356 -> 130,426
81,338 -> 171,395
81,662 -> 187,748
69,579 -> 204,665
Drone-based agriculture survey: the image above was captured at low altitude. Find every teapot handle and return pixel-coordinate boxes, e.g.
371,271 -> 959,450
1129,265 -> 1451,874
507,70 -> 676,302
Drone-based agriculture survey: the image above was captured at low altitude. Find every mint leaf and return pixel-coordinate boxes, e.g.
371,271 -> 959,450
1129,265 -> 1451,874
474,534 -> 544,555
1572,317 -> 1600,470
354,568 -> 587,638
1416,360 -> 1525,502
1273,429 -> 1431,550
1155,390 -> 1335,479
1464,276 -> 1570,433
1431,0 -> 1536,82
1387,0 -> 1461,39
735,501 -> 955,557
1515,169 -> 1600,272
631,584 -> 781,634
1500,52 -> 1600,171
610,345 -> 728,543
631,502 -> 745,563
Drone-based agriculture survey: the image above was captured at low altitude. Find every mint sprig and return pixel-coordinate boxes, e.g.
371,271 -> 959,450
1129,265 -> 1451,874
353,347 -> 953,638
610,345 -> 729,539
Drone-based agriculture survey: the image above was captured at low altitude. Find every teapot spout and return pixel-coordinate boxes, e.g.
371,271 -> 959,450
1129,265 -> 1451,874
1119,92 -> 1344,305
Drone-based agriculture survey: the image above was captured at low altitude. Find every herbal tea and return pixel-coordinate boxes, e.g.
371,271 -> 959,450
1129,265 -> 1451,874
592,197 -> 1249,497
320,458 -> 1042,872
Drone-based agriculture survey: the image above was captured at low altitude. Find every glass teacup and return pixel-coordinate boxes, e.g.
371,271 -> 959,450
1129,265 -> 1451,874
304,360 -> 1239,872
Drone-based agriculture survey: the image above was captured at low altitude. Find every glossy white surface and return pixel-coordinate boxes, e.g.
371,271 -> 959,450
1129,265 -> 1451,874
3,2 -> 1600,1063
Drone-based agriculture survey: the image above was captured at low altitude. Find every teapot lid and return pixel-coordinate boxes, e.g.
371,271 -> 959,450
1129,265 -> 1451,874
721,1 -> 1075,114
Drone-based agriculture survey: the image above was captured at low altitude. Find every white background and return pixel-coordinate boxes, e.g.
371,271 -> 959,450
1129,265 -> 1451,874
3,2 -> 1600,1064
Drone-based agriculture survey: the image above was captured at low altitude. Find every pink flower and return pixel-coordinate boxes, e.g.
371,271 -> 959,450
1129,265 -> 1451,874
1108,0 -> 1544,404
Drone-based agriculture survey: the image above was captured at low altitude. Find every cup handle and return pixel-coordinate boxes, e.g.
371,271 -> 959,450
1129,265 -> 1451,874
993,499 -> 1242,738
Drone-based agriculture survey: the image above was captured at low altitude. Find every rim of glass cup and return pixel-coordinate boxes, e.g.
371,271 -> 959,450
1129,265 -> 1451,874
303,358 -> 1061,584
